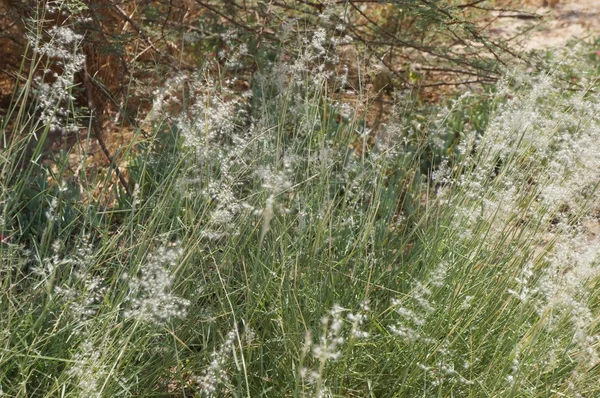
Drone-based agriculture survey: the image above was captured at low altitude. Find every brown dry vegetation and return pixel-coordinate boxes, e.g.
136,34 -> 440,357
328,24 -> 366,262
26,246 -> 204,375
0,0 -> 597,193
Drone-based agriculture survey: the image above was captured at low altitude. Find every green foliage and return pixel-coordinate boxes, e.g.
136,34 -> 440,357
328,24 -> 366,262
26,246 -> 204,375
3,2 -> 600,398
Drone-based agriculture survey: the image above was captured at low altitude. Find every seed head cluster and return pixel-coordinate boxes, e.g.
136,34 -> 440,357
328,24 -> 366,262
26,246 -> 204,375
123,245 -> 189,325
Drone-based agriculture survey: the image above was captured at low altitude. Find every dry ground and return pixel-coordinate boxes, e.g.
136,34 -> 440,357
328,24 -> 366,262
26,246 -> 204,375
488,0 -> 600,51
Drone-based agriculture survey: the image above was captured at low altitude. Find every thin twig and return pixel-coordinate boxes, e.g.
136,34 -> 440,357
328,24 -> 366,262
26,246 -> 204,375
82,61 -> 132,197
110,1 -> 190,69
456,0 -> 488,9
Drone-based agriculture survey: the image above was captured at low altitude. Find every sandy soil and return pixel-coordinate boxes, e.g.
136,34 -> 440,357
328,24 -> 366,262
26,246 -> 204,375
487,0 -> 600,51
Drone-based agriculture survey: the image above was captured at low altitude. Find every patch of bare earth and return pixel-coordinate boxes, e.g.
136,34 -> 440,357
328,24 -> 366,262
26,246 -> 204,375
487,0 -> 600,51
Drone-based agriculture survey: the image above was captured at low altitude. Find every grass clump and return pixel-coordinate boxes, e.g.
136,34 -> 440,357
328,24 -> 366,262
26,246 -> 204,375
1,2 -> 600,397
